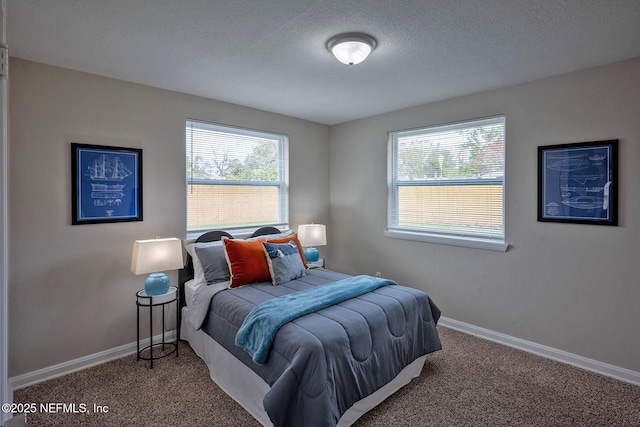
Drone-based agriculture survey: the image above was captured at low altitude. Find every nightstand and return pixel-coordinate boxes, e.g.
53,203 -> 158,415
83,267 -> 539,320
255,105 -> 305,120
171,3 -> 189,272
307,257 -> 325,269
136,286 -> 179,368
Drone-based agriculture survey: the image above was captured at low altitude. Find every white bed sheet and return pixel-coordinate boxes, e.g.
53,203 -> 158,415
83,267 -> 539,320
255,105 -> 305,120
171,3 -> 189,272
180,306 -> 427,426
184,279 -> 200,307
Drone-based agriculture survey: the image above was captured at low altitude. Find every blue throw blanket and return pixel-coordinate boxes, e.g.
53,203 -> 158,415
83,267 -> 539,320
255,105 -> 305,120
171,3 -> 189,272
235,275 -> 397,364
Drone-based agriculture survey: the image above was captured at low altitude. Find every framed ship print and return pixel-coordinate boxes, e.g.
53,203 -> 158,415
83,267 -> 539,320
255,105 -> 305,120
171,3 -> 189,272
538,139 -> 618,226
71,143 -> 143,224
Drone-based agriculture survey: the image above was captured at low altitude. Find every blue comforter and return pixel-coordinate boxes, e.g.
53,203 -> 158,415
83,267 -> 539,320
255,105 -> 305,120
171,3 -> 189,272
200,269 -> 441,427
236,275 -> 397,364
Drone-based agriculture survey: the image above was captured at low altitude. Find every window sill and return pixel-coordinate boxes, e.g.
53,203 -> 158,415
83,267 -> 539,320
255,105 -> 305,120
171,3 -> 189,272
384,230 -> 508,252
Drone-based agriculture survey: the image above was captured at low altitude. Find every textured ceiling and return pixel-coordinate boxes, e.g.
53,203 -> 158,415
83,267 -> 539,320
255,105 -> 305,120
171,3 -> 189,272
7,0 -> 640,125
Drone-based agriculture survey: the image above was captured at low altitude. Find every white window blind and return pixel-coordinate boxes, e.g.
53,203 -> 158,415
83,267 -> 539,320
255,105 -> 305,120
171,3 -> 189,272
186,120 -> 288,233
388,116 -> 506,247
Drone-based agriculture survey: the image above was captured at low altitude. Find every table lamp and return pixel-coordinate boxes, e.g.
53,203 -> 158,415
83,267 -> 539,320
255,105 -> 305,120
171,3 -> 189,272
131,237 -> 184,296
297,224 -> 327,263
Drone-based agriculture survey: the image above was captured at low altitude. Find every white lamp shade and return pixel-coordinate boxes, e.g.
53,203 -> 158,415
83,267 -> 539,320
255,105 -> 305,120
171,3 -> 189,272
131,237 -> 184,275
297,224 -> 327,247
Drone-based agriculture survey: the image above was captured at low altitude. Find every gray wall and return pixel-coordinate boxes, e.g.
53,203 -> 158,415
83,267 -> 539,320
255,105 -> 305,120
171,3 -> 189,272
329,57 -> 640,372
9,55 -> 640,377
9,58 -> 330,375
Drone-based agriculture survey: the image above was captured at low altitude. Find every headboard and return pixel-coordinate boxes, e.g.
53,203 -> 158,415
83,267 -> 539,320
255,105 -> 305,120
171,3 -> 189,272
178,226 -> 282,310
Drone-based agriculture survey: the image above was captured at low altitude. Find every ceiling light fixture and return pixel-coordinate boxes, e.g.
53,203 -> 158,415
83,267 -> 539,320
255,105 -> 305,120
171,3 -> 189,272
327,32 -> 377,65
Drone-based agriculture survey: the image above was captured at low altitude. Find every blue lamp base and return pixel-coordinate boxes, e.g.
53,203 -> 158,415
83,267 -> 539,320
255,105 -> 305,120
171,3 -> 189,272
145,273 -> 170,296
303,247 -> 319,263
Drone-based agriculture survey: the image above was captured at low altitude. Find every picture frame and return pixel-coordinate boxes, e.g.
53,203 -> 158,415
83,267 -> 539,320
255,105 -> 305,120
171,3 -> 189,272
71,143 -> 143,225
538,139 -> 618,226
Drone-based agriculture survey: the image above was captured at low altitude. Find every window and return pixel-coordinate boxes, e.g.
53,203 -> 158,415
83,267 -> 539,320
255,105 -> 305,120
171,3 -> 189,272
387,116 -> 507,251
186,120 -> 288,233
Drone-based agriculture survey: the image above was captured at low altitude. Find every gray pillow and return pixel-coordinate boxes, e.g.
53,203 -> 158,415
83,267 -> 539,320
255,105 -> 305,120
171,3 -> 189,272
195,245 -> 231,285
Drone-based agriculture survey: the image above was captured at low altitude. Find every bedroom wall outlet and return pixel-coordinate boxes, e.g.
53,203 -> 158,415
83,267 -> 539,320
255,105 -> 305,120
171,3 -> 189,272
375,271 -> 382,277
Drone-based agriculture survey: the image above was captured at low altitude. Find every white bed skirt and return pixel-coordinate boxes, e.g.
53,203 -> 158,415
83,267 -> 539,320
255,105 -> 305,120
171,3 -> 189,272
181,307 -> 426,426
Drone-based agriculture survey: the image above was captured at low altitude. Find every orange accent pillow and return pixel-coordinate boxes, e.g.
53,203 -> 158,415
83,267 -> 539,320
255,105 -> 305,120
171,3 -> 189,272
222,237 -> 272,288
222,233 -> 309,288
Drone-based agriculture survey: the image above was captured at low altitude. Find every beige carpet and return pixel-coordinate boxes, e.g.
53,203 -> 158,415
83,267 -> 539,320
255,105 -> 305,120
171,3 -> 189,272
13,326 -> 640,426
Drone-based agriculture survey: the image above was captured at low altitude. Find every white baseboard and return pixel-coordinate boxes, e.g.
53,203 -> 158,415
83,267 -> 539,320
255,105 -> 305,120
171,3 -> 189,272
438,316 -> 640,386
9,330 -> 177,391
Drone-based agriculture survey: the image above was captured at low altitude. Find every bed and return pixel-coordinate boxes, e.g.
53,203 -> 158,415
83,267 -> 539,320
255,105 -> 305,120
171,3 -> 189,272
179,227 -> 441,427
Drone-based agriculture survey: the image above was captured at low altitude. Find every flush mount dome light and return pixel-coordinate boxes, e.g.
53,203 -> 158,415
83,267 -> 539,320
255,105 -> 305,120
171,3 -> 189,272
327,32 -> 377,65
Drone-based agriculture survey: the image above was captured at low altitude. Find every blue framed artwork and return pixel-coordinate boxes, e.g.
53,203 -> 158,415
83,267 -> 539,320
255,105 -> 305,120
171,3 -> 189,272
538,140 -> 618,226
71,143 -> 143,224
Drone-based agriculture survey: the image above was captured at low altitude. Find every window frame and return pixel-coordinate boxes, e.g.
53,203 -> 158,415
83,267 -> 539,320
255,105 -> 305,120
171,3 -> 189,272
186,119 -> 289,235
386,115 -> 508,252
